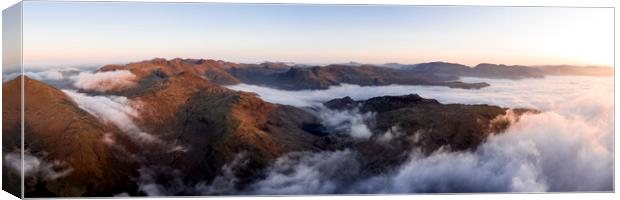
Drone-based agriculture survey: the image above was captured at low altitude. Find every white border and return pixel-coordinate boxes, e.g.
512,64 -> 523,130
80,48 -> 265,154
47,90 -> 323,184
0,1 -> 617,200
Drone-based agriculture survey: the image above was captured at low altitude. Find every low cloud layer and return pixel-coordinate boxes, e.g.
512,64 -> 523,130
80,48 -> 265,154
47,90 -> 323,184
72,70 -> 137,92
247,150 -> 360,194
3,68 -> 137,93
227,76 -> 613,112
221,76 -> 613,193
2,68 -> 81,84
228,108 -> 611,194
125,75 -> 615,195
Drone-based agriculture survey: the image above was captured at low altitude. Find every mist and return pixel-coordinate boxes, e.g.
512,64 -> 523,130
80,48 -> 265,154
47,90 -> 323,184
222,76 -> 613,193
62,90 -> 159,143
2,68 -> 80,84
4,151 -> 73,181
72,70 -> 138,92
316,107 -> 375,139
227,76 -> 613,111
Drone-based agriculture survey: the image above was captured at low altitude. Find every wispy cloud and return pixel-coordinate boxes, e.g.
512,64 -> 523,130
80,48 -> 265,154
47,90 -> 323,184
62,90 -> 158,143
316,107 -> 374,139
2,68 -> 80,83
72,70 -> 137,92
4,151 -> 74,181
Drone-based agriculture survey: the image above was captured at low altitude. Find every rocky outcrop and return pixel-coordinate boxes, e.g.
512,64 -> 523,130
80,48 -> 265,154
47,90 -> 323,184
324,94 -> 536,154
323,96 -> 357,110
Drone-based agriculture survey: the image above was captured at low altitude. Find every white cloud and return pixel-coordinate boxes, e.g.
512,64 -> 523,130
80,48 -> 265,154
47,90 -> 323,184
63,90 -> 190,158
72,70 -> 137,92
246,150 -> 359,195
4,151 -> 73,181
241,108 -> 612,193
2,68 -> 80,83
136,166 -> 184,196
378,126 -> 406,142
351,108 -> 612,193
316,107 -> 375,139
227,76 -> 613,112
62,90 -> 158,143
223,75 -> 613,193
26,70 -> 64,81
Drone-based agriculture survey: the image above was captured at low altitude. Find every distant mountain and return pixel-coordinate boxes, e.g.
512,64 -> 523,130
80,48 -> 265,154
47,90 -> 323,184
229,64 -> 488,90
397,62 -> 544,79
98,58 -> 613,92
394,61 -> 612,79
98,58 -> 490,90
402,61 -> 471,75
469,63 -> 545,79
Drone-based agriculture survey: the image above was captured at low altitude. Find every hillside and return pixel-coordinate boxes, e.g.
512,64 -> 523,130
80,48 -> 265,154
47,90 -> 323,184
2,77 -> 139,197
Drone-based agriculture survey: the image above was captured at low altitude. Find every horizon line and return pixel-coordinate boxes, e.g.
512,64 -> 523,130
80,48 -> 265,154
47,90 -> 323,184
16,57 -> 614,71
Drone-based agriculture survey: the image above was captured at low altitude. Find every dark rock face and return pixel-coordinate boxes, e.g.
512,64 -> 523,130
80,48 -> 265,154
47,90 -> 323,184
324,94 -> 441,112
323,96 -> 357,110
323,94 -> 535,154
358,94 -> 440,113
302,122 -> 331,136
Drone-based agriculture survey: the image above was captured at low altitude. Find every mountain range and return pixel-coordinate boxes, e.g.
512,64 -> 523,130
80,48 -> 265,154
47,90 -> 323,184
2,57 -> 608,196
96,58 -> 613,90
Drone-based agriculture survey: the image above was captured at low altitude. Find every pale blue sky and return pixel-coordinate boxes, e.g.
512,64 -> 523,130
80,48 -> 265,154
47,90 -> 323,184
19,1 -> 614,70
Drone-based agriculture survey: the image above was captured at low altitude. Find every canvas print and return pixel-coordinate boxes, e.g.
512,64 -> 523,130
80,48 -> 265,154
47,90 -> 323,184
1,1 -> 614,197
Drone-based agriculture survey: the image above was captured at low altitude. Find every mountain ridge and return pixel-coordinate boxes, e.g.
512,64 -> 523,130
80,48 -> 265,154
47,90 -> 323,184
90,58 -> 611,92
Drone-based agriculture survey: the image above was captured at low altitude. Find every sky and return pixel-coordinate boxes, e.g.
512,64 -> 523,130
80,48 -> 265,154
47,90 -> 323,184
13,1 -> 615,71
